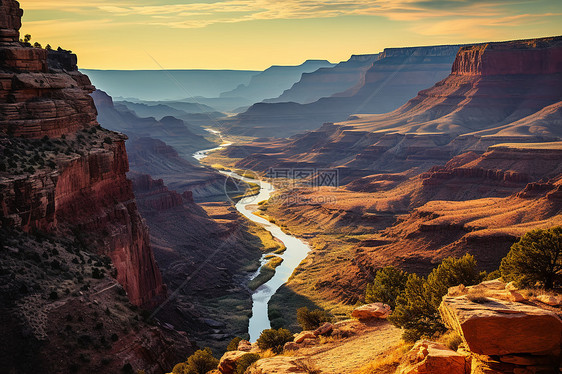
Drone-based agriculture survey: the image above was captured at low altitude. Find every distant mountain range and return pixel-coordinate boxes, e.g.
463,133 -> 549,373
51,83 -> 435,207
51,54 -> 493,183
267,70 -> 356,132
81,69 -> 259,101
264,54 -> 378,104
222,45 -> 462,137
219,59 -> 335,103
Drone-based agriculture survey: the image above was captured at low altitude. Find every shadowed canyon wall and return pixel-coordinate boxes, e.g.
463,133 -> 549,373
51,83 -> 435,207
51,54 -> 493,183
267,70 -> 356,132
0,0 -> 165,308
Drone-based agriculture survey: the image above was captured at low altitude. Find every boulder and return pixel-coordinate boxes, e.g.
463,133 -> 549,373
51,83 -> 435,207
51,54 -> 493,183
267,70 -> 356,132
536,294 -> 562,306
440,295 -> 562,357
313,322 -> 333,336
475,279 -> 507,290
301,337 -> 319,347
294,331 -> 316,343
245,357 -> 309,374
217,351 -> 248,374
284,342 -> 300,351
458,279 -> 525,303
351,303 -> 392,319
396,340 -> 468,374
237,339 -> 253,352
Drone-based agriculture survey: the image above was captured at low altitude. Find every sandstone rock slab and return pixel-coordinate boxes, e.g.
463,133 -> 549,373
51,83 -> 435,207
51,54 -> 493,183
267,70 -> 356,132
218,351 -> 249,374
284,342 -> 300,351
397,340 -> 468,374
313,322 -> 333,336
440,295 -> 562,356
245,357 -> 309,374
294,331 -> 316,343
352,303 -> 392,319
536,294 -> 562,306
238,339 -> 253,352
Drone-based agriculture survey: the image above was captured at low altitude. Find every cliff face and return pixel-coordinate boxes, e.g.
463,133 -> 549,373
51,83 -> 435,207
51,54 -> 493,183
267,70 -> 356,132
0,0 -> 164,307
452,37 -> 562,76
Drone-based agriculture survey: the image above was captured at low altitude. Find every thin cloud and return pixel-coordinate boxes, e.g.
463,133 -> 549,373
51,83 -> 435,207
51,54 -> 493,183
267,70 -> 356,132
413,12 -> 562,37
22,0 -> 560,36
93,0 -> 525,27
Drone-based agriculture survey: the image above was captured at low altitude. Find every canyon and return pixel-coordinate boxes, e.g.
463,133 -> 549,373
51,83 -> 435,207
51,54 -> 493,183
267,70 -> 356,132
0,1 -> 193,372
210,36 -> 562,329
1,0 -> 561,372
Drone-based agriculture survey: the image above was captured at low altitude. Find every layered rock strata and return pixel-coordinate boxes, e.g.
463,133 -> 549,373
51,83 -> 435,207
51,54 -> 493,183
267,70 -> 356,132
439,281 -> 562,373
0,0 -> 165,307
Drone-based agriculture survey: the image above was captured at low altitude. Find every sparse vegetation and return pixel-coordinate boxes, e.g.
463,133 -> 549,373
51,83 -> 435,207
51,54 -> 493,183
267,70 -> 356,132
500,226 -> 561,289
389,254 -> 484,341
0,127 -> 116,175
171,348 -> 219,374
256,328 -> 294,354
440,330 -> 463,351
296,307 -> 332,331
351,342 -> 412,374
227,336 -> 243,351
235,353 -> 260,374
294,358 -> 322,374
365,267 -> 409,309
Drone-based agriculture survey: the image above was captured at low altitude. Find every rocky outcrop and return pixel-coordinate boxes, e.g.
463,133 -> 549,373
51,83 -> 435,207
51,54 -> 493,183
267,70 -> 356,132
452,37 -> 562,76
0,0 -> 22,43
245,357 -> 310,374
439,281 -> 562,373
0,1 -> 98,139
0,0 -> 165,307
131,173 -> 184,212
217,351 -> 249,374
397,340 -> 468,374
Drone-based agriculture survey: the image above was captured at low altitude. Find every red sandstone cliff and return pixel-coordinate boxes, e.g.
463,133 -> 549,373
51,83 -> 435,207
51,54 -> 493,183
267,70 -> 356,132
231,36 -> 562,177
0,0 -> 165,307
452,37 -> 562,76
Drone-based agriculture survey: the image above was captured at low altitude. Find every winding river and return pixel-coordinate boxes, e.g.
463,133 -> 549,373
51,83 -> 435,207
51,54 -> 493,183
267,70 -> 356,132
194,131 -> 311,342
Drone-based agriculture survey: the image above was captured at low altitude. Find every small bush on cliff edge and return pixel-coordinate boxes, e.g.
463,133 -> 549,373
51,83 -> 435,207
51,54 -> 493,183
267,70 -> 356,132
296,307 -> 332,331
389,254 -> 484,341
257,328 -> 293,354
172,348 -> 219,374
235,353 -> 260,374
227,336 -> 243,351
501,226 -> 562,289
365,266 -> 409,309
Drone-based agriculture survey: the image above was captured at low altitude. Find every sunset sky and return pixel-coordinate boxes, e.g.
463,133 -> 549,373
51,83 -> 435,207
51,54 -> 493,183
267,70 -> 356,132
20,0 -> 562,70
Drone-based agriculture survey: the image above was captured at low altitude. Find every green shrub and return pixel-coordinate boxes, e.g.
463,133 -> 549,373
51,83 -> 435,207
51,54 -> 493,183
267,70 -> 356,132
257,328 -> 293,354
296,307 -> 332,331
235,353 -> 260,374
390,254 -> 484,341
227,336 -> 243,351
172,348 -> 219,374
365,266 -> 409,309
500,227 -> 561,289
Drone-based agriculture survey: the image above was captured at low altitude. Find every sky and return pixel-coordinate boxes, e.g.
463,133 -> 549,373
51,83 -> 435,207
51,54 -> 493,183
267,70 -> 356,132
19,0 -> 562,70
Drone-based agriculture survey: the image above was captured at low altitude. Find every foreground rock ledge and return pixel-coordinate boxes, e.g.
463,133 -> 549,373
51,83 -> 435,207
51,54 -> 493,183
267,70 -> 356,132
439,295 -> 562,356
397,340 -> 468,374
